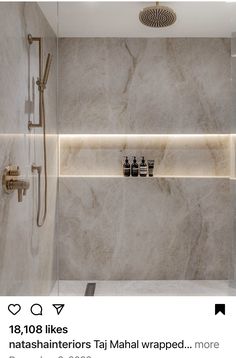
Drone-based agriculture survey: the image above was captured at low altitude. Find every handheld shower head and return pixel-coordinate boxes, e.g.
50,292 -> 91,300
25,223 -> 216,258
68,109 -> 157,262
42,53 -> 52,87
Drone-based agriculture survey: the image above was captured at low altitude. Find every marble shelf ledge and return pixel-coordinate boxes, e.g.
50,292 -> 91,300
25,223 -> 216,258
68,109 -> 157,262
59,175 -> 230,179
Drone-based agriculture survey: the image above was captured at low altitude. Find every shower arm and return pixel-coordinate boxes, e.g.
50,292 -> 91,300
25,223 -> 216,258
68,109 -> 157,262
28,34 -> 43,129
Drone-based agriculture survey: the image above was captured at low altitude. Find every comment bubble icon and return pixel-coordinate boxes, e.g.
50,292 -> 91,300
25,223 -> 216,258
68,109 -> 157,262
30,303 -> 43,316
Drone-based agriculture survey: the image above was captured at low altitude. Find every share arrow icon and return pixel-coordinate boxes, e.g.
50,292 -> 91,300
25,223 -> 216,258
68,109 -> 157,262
52,304 -> 65,315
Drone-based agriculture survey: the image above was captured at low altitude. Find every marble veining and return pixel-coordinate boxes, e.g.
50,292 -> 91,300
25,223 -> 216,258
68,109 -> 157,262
58,37 -> 234,284
59,38 -> 231,134
58,177 -> 233,280
0,3 -> 57,295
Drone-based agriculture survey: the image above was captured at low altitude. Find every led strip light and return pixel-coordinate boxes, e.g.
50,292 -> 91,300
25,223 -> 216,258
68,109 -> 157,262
58,134 -> 236,178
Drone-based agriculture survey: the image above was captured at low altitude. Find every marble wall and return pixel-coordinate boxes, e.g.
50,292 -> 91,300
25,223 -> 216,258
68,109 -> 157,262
59,38 -> 231,134
59,177 -> 232,280
58,38 -> 233,281
0,3 -> 57,295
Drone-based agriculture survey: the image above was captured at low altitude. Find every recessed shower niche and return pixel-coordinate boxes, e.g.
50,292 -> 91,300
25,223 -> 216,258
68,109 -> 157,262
59,134 -> 230,177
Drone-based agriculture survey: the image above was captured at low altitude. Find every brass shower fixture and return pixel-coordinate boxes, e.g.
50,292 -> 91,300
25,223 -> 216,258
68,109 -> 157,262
27,34 -> 52,129
139,2 -> 177,28
28,33 -> 52,227
2,166 -> 30,203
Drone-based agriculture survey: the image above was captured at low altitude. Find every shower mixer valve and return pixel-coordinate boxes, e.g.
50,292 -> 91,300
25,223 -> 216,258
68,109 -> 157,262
2,165 -> 30,203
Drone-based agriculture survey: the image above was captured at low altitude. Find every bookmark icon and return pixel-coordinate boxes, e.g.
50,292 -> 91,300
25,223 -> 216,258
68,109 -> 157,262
215,304 -> 225,315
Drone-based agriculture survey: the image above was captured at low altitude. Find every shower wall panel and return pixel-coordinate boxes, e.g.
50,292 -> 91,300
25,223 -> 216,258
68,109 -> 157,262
59,38 -> 231,134
0,3 -> 57,295
59,177 -> 232,280
58,38 -> 233,280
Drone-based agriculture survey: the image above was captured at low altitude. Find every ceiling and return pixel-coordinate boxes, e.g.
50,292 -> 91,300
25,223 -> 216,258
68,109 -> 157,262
39,1 -> 236,38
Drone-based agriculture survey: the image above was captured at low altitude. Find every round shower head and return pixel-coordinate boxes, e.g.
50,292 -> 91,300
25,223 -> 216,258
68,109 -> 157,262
139,2 -> 177,28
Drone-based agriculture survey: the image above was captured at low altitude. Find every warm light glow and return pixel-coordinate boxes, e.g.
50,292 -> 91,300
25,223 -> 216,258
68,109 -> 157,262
59,134 -> 230,138
0,134 -> 58,137
60,175 -> 124,178
59,175 -> 230,179
58,134 -> 236,179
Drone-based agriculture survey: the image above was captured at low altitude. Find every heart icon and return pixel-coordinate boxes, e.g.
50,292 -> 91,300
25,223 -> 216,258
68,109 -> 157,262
8,304 -> 21,315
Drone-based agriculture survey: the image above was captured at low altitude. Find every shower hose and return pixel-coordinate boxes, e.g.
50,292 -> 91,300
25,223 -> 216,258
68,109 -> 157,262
35,90 -> 47,227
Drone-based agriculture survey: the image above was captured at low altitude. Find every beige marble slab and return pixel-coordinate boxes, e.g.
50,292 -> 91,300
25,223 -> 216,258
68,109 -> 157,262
59,38 -> 231,134
58,177 -> 233,281
0,3 -> 58,295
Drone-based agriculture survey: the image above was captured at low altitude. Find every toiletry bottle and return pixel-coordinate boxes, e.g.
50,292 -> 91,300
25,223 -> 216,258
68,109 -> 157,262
131,156 -> 139,177
123,156 -> 130,177
148,160 -> 155,177
139,156 -> 147,177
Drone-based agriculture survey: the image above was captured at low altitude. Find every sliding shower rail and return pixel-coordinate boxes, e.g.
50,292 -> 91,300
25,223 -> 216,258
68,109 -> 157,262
27,34 -> 43,129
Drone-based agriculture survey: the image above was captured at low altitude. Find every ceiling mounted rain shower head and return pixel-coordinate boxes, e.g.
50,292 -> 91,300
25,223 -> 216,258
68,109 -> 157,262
139,2 -> 177,28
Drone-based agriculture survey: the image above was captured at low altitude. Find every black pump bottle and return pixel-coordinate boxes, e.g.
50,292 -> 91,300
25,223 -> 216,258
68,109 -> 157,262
131,156 -> 139,177
123,156 -> 131,177
140,156 -> 147,177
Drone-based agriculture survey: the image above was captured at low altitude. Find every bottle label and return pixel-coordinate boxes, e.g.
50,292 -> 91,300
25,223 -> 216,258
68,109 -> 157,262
140,164 -> 147,176
132,168 -> 138,176
123,168 -> 130,176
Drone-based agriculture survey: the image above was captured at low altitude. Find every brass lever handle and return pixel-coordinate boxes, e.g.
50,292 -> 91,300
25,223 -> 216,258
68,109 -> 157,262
8,165 -> 20,176
2,166 -> 30,203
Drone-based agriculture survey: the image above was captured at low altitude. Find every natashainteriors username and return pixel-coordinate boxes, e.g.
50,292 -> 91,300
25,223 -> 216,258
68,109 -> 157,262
9,339 -> 189,351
